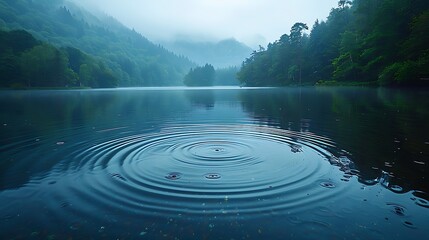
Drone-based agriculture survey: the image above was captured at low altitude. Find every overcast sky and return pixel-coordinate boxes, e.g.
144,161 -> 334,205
73,0 -> 338,48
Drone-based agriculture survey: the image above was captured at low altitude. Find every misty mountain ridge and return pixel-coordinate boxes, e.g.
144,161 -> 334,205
0,0 -> 195,86
161,38 -> 253,68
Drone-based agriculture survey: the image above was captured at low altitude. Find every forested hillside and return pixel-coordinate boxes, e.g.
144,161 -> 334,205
238,0 -> 429,87
0,0 -> 195,87
0,29 -> 119,88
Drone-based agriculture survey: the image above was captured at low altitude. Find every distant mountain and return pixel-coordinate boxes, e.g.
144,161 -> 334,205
162,38 -> 253,68
0,0 -> 195,86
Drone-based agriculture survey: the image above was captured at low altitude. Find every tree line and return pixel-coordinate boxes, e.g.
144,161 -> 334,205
183,64 -> 239,86
0,0 -> 194,87
238,0 -> 429,87
0,29 -> 117,88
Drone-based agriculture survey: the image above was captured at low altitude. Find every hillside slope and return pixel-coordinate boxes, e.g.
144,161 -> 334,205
0,0 -> 195,86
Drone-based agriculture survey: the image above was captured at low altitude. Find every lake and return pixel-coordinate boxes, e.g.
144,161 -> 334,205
0,87 -> 428,239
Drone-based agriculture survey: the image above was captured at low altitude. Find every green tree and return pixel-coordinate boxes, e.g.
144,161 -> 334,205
184,64 -> 215,86
20,44 -> 71,87
0,0 -> 194,87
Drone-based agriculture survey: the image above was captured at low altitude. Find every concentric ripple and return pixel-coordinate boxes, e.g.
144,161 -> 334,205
44,124 -> 352,219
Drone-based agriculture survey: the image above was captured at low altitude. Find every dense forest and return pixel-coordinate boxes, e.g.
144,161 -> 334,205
0,0 -> 194,88
0,29 -> 118,88
238,0 -> 429,87
183,64 -> 216,86
183,65 -> 239,86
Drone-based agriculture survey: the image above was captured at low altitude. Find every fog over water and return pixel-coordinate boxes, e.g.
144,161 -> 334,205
72,0 -> 338,48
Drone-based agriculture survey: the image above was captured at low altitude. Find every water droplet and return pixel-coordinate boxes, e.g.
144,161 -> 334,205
205,173 -> 221,180
415,198 -> 429,208
165,172 -> 182,180
389,185 -> 403,193
403,221 -> 416,229
320,181 -> 336,189
387,203 -> 406,216
411,191 -> 429,208
213,148 -> 224,152
291,144 -> 302,153
393,207 -> 405,216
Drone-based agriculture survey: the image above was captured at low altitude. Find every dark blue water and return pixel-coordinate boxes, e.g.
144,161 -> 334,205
0,87 -> 428,239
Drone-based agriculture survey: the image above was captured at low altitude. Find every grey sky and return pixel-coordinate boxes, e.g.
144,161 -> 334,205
73,0 -> 338,48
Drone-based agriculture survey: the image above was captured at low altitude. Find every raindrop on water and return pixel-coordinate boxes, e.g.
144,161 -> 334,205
403,221 -> 416,229
165,172 -> 182,180
320,181 -> 336,189
387,203 -> 407,216
415,198 -> 429,208
205,173 -> 221,180
389,185 -> 403,193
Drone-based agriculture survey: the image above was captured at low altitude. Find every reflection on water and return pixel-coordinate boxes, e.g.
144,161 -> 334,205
0,87 -> 428,239
240,87 -> 429,194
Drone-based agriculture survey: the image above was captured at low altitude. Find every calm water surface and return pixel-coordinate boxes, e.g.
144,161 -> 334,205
0,87 -> 428,239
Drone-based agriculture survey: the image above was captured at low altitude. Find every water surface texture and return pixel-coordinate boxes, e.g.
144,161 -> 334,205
1,87 -> 428,239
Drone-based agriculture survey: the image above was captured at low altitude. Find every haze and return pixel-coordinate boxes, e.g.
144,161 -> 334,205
72,0 -> 338,48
